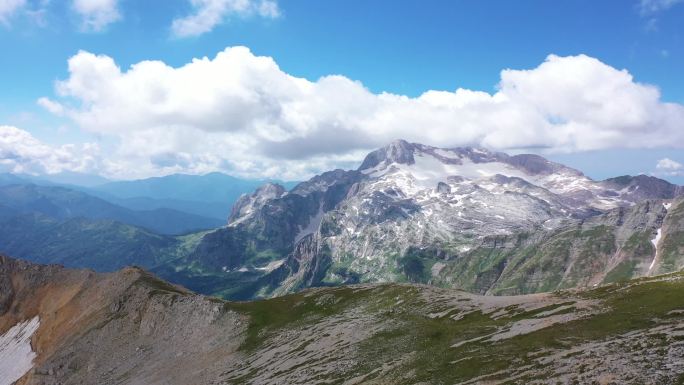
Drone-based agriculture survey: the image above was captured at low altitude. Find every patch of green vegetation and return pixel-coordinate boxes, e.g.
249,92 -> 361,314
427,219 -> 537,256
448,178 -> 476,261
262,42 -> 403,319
220,271 -> 684,384
304,274 -> 684,384
322,266 -> 362,285
227,285 -> 376,352
402,255 -> 427,282
559,226 -> 615,288
489,230 -> 576,295
659,230 -> 684,273
438,234 -> 536,294
490,225 -> 617,294
443,275 -> 684,383
603,259 -> 638,284
248,249 -> 282,266
623,230 -> 654,254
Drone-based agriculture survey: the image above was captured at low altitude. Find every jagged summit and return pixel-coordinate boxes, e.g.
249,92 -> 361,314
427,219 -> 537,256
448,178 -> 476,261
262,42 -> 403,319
358,139 -> 417,170
254,182 -> 287,198
229,182 -> 287,223
358,140 -> 582,179
358,139 -> 504,171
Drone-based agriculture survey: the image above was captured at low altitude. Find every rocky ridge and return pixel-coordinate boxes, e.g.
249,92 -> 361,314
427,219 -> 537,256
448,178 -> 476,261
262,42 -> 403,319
1,256 -> 684,384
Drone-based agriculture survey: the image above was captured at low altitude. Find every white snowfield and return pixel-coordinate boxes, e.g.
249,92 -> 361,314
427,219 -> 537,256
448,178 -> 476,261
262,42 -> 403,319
0,316 -> 40,385
321,144 -> 674,281
649,228 -> 662,272
233,145 -> 643,238
649,202 -> 672,272
364,147 -> 629,212
359,147 -> 613,227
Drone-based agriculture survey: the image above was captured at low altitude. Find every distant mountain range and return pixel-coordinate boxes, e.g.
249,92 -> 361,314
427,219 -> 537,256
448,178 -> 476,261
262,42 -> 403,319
0,172 -> 297,275
1,171 -> 298,220
0,184 -> 223,235
1,141 -> 683,301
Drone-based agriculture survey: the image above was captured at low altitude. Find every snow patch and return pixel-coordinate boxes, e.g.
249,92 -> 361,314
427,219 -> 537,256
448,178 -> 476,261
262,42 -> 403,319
0,316 -> 40,385
370,152 -> 529,192
365,148 -> 613,214
664,202 -> 672,211
433,149 -> 461,160
256,259 -> 286,272
649,228 -> 663,272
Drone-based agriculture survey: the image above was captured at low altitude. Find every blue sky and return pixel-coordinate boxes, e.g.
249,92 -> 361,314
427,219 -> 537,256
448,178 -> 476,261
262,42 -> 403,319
0,0 -> 683,182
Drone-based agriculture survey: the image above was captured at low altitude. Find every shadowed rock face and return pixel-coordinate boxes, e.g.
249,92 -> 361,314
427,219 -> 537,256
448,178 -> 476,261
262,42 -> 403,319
505,153 -> 581,176
2,256 -> 684,385
602,174 -> 684,201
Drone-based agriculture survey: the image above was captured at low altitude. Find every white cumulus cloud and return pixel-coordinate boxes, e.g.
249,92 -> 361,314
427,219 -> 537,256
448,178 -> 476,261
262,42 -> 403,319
38,47 -> 684,180
172,0 -> 280,38
37,97 -> 65,115
0,125 -> 102,175
657,157 -> 683,169
654,157 -> 684,177
72,0 -> 121,31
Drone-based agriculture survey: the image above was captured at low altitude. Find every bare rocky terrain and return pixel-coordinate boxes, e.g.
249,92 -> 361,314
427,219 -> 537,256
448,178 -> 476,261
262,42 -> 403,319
2,255 -> 683,384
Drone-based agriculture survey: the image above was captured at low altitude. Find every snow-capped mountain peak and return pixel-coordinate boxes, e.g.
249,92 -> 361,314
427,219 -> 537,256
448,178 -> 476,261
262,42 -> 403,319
180,140 -> 684,300
352,140 -> 674,214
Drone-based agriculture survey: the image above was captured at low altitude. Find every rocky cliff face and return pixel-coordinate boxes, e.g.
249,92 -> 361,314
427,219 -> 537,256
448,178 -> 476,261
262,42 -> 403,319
2,256 -> 684,384
180,140 -> 683,298
151,168 -> 365,299
229,182 -> 287,223
151,141 -> 684,300
434,198 -> 676,295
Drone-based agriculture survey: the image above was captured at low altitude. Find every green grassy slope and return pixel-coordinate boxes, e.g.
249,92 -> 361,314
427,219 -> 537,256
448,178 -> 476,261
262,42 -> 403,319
222,272 -> 684,384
